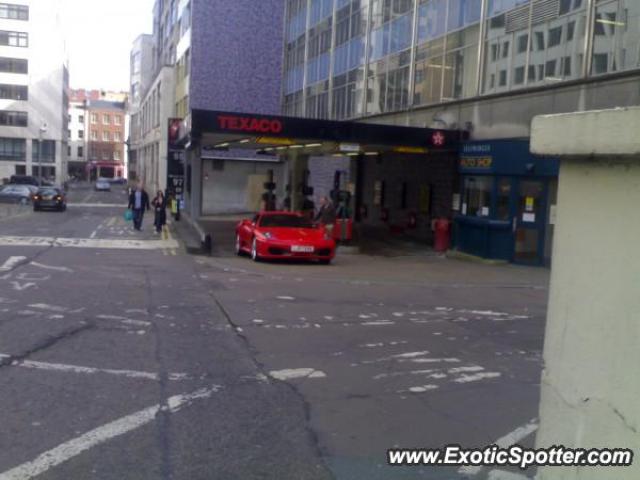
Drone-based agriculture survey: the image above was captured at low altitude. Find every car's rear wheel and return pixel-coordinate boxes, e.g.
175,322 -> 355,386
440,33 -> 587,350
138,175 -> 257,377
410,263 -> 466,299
235,234 -> 243,256
251,238 -> 260,262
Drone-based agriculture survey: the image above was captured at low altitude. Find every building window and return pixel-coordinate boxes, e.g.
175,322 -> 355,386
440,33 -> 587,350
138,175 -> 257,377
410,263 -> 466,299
534,31 -> 545,50
68,129 -> 71,139
517,34 -> 528,53
78,146 -> 83,158
113,151 -> 121,161
102,151 -> 109,161
0,83 -> 27,100
592,53 -> 608,74
545,59 -> 557,78
563,56 -> 572,76
90,130 -> 98,141
114,131 -> 122,142
491,44 -> 498,61
102,114 -> 110,125
102,131 -> 110,142
502,41 -> 509,58
0,56 -> 27,73
32,140 -> 56,162
499,70 -> 507,86
514,66 -> 525,84
0,31 -> 28,47
91,113 -> 97,124
548,27 -> 562,47
0,3 -> 29,20
78,130 -> 84,139
67,145 -> 71,156
0,110 -> 27,126
566,21 -> 575,42
114,115 -> 121,126
0,137 -> 26,161
79,115 -> 84,123
463,177 -> 493,217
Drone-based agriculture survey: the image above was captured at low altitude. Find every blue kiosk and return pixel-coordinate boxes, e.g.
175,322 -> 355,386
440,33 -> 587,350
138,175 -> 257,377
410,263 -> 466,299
454,139 -> 559,266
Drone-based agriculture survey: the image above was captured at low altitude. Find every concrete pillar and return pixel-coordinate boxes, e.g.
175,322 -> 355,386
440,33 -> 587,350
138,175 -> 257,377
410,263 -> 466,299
288,151 -> 309,212
530,107 -> 640,480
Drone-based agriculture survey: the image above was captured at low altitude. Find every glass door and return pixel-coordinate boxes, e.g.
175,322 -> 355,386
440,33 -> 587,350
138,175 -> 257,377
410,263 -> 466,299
513,179 -> 547,265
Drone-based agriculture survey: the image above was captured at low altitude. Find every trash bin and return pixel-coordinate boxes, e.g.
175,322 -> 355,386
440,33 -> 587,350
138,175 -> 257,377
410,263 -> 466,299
434,218 -> 451,252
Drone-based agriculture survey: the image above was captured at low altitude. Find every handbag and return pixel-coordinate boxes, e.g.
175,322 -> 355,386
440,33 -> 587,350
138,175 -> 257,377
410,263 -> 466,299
124,210 -> 133,221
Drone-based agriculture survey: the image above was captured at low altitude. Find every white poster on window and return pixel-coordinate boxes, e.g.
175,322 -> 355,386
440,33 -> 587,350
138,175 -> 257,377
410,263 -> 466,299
549,205 -> 557,225
523,213 -> 536,223
462,203 -> 467,215
481,207 -> 490,217
452,194 -> 461,211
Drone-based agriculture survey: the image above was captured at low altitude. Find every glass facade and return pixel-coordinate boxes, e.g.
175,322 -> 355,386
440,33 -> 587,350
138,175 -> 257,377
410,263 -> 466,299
283,0 -> 640,119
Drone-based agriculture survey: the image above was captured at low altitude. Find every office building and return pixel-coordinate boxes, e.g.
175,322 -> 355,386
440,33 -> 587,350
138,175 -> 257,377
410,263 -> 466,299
0,0 -> 69,184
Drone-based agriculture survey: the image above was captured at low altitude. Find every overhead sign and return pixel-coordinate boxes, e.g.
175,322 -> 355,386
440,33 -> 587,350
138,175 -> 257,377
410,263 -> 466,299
217,115 -> 283,134
256,137 -> 296,146
339,143 -> 361,153
460,156 -> 493,169
394,146 -> 428,154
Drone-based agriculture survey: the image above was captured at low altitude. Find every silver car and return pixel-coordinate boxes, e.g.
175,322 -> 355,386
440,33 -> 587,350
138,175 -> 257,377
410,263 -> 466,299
95,179 -> 111,191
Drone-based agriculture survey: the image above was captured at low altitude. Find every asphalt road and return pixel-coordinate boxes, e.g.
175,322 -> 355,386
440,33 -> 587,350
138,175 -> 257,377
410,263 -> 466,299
0,184 -> 549,480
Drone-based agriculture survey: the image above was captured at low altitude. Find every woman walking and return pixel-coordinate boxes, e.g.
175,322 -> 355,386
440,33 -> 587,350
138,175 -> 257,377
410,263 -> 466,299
151,190 -> 167,234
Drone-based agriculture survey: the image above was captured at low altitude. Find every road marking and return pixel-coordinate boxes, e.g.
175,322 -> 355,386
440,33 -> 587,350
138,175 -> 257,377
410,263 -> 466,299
89,230 -> 98,239
269,368 -> 326,380
30,262 -> 74,273
458,419 -> 538,476
10,281 -> 36,291
453,372 -> 501,383
4,356 -> 189,381
28,304 -> 68,313
67,203 -> 127,208
487,470 -> 532,480
0,256 -> 27,272
107,217 -> 117,227
96,315 -> 152,327
0,386 -> 221,480
0,235 -> 179,251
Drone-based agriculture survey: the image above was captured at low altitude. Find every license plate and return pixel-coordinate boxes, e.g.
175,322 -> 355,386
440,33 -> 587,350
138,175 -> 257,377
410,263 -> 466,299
44,196 -> 53,200
291,245 -> 314,253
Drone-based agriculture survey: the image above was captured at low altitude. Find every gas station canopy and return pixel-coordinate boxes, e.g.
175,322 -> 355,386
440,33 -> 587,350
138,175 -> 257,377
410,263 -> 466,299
180,109 -> 466,157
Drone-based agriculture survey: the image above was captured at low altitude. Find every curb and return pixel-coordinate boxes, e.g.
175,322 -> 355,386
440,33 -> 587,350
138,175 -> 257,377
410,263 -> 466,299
445,249 -> 509,266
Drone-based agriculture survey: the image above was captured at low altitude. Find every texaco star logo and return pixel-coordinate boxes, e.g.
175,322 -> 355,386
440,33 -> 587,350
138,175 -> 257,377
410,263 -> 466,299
432,131 -> 445,147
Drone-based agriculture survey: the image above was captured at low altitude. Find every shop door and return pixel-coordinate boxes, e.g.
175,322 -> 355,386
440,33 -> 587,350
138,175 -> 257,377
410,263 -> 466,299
513,179 -> 547,265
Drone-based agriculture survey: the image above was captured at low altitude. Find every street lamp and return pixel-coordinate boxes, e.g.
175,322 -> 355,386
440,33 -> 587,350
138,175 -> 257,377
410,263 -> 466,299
38,123 -> 48,184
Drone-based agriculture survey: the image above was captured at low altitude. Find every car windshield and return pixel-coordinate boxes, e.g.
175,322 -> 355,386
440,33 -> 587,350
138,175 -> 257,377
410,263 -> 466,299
259,215 -> 314,228
38,189 -> 60,196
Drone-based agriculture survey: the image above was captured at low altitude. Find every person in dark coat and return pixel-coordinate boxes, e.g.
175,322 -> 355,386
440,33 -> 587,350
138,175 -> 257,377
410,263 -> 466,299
151,190 -> 167,234
315,196 -> 337,235
128,183 -> 150,231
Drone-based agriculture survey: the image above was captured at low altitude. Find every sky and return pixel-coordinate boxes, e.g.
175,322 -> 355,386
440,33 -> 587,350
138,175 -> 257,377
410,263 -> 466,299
61,0 -> 156,92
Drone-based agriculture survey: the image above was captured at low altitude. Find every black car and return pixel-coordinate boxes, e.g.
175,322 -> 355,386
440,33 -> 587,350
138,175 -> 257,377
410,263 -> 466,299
0,184 -> 37,204
9,175 -> 40,186
33,187 -> 67,212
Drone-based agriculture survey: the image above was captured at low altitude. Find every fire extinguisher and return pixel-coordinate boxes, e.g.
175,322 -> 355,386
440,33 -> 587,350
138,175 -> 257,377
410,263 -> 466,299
380,208 -> 389,222
408,211 -> 417,229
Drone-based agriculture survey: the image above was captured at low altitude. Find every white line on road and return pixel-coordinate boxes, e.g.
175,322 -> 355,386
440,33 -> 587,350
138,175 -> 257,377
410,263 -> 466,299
487,470 -> 532,480
28,304 -> 68,313
458,419 -> 539,476
269,368 -> 327,380
0,256 -> 26,272
67,203 -> 127,208
96,315 -> 152,327
0,236 -> 179,251
29,262 -> 74,273
0,386 -> 221,480
4,356 -> 189,381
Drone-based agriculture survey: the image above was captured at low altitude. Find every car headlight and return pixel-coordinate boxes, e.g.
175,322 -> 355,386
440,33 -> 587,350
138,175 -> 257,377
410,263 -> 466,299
263,232 -> 273,240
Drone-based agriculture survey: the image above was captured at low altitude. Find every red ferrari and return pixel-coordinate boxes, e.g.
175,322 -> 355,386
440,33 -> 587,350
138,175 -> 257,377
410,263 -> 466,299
235,211 -> 336,264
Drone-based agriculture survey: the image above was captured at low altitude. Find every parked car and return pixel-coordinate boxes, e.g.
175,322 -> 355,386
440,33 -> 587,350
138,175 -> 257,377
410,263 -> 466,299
235,211 -> 336,264
9,175 -> 40,186
0,184 -> 37,205
95,178 -> 111,191
33,187 -> 67,212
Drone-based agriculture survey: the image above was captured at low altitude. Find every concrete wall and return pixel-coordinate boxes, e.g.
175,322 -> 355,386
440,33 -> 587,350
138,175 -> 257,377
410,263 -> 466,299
360,73 -> 640,141
200,159 -> 284,215
531,108 -> 640,480
190,0 -> 284,115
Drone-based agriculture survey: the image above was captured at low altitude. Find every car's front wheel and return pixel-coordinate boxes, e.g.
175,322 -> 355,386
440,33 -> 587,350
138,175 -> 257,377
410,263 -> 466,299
251,238 -> 260,262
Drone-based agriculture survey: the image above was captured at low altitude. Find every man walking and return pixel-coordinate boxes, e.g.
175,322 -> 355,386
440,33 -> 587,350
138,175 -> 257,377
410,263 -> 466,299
128,183 -> 150,231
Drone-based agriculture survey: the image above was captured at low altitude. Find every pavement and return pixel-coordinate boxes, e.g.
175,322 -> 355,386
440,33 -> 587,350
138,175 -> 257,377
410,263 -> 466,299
0,183 -> 550,479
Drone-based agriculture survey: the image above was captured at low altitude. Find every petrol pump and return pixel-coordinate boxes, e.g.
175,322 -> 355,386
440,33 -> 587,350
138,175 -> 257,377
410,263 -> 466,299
261,169 -> 277,211
300,169 -> 315,219
331,170 -> 354,243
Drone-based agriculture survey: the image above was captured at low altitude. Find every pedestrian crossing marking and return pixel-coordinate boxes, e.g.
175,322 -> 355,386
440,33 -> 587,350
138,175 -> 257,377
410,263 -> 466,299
0,235 -> 179,251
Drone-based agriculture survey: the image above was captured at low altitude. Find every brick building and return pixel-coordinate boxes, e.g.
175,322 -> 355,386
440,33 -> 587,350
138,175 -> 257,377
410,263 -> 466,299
86,99 -> 126,179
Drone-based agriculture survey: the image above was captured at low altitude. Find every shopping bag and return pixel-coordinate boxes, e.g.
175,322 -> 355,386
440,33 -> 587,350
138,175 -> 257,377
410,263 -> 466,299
124,210 -> 133,221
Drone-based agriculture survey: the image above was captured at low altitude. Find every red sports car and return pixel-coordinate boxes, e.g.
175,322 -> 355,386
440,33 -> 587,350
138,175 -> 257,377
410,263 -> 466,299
235,211 -> 336,264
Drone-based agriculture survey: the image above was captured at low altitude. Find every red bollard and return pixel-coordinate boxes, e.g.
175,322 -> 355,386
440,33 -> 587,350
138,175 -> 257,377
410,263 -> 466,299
434,218 -> 451,252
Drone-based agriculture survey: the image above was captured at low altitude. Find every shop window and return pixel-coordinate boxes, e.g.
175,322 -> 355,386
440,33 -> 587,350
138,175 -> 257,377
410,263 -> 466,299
400,182 -> 408,210
496,178 -> 511,220
514,66 -> 525,84
463,176 -> 492,217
